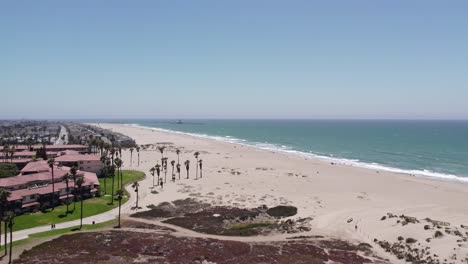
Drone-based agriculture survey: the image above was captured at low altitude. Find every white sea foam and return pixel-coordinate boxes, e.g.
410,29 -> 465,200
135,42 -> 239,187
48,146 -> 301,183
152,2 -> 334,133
126,123 -> 468,183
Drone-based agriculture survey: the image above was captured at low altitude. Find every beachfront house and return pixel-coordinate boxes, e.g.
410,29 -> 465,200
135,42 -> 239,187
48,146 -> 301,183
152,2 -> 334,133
0,160 -> 99,214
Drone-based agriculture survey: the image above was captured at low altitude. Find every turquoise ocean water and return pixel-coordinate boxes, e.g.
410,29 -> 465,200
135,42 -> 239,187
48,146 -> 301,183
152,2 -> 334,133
97,119 -> 468,182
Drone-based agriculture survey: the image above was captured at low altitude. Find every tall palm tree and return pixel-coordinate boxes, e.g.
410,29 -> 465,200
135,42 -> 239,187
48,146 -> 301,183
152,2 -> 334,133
110,148 -> 115,165
132,181 -> 139,208
8,147 -> 15,163
115,158 -> 123,192
116,189 -> 124,228
2,145 -> 8,163
176,163 -> 181,180
63,173 -> 72,214
136,146 -> 141,167
199,159 -> 203,178
162,157 -> 168,183
175,149 -> 181,164
158,146 -> 165,172
150,167 -> 156,188
194,152 -> 200,179
155,164 -> 161,186
129,147 -> 134,166
171,160 -> 175,181
0,189 -> 11,255
47,158 -> 56,208
109,165 -> 116,205
5,211 -> 14,264
184,160 -> 190,179
70,166 -> 78,210
76,176 -> 85,229
157,146 -> 165,160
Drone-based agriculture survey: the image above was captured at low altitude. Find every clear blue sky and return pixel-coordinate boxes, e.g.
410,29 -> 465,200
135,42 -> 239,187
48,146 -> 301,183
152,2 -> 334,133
1,1 -> 467,119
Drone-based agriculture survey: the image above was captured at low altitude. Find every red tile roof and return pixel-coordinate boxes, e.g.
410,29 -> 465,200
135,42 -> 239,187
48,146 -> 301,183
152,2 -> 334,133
6,171 -> 99,201
55,154 -> 100,163
20,160 -> 50,173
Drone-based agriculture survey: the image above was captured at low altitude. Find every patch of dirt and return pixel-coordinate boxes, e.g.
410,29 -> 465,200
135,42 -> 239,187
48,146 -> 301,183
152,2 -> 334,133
16,230 -> 379,264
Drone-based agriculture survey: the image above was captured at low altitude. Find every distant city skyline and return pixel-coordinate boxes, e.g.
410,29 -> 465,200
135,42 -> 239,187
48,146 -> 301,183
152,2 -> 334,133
1,1 -> 467,119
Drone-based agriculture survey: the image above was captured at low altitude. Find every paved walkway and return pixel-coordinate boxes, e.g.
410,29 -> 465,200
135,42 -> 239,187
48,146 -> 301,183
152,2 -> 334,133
0,181 -> 138,246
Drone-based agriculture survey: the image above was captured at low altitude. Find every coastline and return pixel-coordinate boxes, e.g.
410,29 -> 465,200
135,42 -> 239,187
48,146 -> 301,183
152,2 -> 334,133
90,122 -> 468,262
126,123 -> 468,183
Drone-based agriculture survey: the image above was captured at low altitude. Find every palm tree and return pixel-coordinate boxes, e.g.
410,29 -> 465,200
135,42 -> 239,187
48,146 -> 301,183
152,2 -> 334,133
47,158 -> 56,208
155,164 -> 161,186
162,157 -> 168,183
132,181 -> 139,208
199,159 -> 203,178
115,157 -> 123,192
157,146 -> 165,160
194,152 -> 200,179
184,160 -> 190,179
136,146 -> 141,167
110,148 -> 115,165
8,147 -> 15,163
116,189 -> 124,228
176,163 -> 181,180
0,189 -> 11,256
2,145 -> 8,163
76,176 -> 85,229
176,149 -> 181,164
171,160 -> 175,181
150,167 -> 156,188
70,166 -> 78,210
129,147 -> 134,166
63,173 -> 72,214
109,165 -> 116,205
5,211 -> 14,264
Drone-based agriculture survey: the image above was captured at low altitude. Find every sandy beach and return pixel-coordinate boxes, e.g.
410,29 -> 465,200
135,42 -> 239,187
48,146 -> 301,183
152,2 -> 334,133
91,123 -> 468,263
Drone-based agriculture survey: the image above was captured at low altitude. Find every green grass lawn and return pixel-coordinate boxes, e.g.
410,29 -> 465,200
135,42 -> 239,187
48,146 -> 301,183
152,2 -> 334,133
0,219 -> 117,251
11,170 -> 145,232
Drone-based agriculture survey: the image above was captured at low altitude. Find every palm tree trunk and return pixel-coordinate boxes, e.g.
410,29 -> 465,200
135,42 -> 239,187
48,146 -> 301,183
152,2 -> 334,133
65,183 -> 69,214
3,222 -> 7,256
104,177 -> 107,195
120,169 -> 123,190
137,153 -> 140,167
51,168 -> 55,209
80,197 -> 83,229
111,175 -> 115,205
116,171 -> 120,193
136,191 -> 139,208
8,223 -> 12,264
118,198 -> 121,228
2,220 -> 5,256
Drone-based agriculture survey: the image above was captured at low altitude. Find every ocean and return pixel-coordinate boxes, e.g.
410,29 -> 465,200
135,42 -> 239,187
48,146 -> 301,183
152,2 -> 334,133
100,119 -> 468,182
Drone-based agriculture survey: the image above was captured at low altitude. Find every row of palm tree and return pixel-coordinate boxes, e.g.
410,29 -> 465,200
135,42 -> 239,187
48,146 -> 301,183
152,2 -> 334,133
1,145 -> 16,163
98,147 -> 127,228
0,189 -> 15,264
149,147 -> 203,188
129,146 -> 141,167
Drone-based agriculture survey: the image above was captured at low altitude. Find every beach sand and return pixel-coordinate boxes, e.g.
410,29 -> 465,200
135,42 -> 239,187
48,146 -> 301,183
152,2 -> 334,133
91,123 -> 468,263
